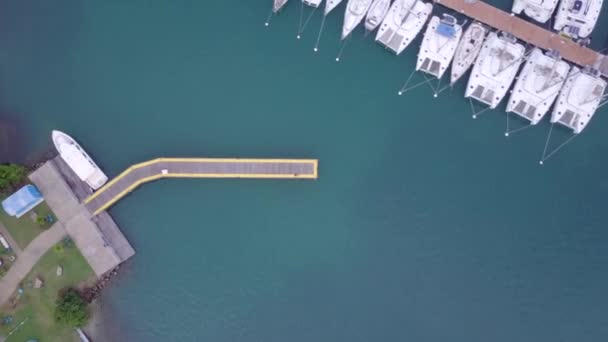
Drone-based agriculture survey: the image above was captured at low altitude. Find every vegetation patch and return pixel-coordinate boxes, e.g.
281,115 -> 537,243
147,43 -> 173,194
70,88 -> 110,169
0,199 -> 56,249
0,164 -> 26,195
0,240 -> 94,342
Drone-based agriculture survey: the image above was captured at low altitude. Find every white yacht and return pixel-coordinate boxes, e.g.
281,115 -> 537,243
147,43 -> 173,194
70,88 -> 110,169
512,0 -> 559,23
52,130 -> 108,190
274,0 -> 289,13
506,48 -> 570,124
304,0 -> 324,7
465,32 -> 526,109
365,0 -> 392,32
325,0 -> 345,14
551,67 -> 606,133
450,22 -> 487,86
553,0 -> 603,38
342,0 -> 374,39
375,0 -> 433,55
416,14 -> 462,79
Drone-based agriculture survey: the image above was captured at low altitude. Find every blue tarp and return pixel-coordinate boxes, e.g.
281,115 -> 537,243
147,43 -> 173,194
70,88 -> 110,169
437,23 -> 457,38
1,185 -> 44,218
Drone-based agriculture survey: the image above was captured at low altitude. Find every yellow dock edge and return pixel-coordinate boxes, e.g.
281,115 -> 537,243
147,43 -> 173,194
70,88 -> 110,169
86,158 -> 319,207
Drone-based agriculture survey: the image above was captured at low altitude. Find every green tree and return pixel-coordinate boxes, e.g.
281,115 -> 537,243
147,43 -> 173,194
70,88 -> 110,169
0,164 -> 26,192
54,289 -> 89,327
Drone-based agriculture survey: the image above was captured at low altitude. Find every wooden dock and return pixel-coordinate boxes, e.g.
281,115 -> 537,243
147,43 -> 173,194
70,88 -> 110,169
84,158 -> 319,215
436,0 -> 608,77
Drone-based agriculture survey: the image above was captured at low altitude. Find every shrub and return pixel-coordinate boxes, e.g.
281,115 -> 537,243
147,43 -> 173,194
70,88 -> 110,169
0,164 -> 26,193
54,289 -> 89,327
36,217 -> 46,227
53,244 -> 64,254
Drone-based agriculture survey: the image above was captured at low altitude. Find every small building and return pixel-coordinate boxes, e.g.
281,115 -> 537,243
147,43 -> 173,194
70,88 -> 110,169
1,184 -> 44,218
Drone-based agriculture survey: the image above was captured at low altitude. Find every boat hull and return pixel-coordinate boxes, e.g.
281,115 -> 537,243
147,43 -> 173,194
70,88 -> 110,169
365,0 -> 391,32
52,130 -> 108,190
416,16 -> 462,79
506,48 -> 570,124
450,22 -> 487,85
375,0 -> 433,55
465,32 -> 526,109
553,0 -> 603,38
551,67 -> 606,133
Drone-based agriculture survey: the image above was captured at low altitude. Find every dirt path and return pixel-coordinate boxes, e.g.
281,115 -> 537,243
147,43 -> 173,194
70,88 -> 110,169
0,223 -> 66,305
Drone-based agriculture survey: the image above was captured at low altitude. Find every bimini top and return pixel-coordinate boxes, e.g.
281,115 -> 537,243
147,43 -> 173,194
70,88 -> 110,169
1,184 -> 44,218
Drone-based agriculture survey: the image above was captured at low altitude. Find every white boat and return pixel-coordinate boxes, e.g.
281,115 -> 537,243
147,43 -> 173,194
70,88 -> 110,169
416,14 -> 462,79
551,66 -> 606,133
274,0 -> 289,13
342,0 -> 374,39
304,0 -> 324,7
325,0 -> 345,14
553,0 -> 603,38
365,0 -> 392,32
506,48 -> 570,124
465,32 -> 526,109
512,0 -> 559,23
450,22 -> 487,86
375,0 -> 433,55
52,130 -> 108,190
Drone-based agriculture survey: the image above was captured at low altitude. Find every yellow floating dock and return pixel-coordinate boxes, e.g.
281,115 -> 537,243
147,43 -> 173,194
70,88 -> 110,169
84,157 -> 318,215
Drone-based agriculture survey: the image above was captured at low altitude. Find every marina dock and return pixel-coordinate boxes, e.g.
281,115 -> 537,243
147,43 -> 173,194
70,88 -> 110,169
85,158 -> 319,215
30,158 -> 135,277
436,0 -> 608,76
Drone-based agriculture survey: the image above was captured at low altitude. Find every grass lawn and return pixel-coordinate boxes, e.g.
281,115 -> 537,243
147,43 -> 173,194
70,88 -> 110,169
0,239 -> 95,342
0,198 -> 56,249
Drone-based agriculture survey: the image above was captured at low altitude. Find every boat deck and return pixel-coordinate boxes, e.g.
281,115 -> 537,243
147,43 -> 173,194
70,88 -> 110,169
436,0 -> 608,77
84,158 -> 319,215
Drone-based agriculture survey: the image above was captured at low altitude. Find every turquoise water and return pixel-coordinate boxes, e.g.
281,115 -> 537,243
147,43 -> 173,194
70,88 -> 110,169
1,0 -> 608,340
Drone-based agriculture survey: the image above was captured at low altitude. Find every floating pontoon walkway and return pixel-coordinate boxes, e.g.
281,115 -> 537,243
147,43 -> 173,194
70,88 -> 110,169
84,158 -> 319,215
436,0 -> 608,77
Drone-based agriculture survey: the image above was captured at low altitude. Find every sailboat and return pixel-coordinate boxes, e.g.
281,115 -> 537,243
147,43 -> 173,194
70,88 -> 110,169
274,0 -> 290,13
375,0 -> 433,55
450,22 -> 487,86
465,32 -> 526,109
506,48 -> 570,124
342,0 -> 374,39
553,0 -> 603,38
304,0 -> 324,7
512,0 -> 559,23
365,0 -> 392,32
551,66 -> 606,133
416,14 -> 462,79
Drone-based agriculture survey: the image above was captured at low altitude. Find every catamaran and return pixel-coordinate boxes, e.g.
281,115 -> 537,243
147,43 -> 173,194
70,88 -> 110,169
465,32 -> 526,109
274,0 -> 290,13
553,0 -> 603,38
450,22 -> 487,86
304,0 -> 324,7
416,14 -> 462,79
512,0 -> 559,23
326,0 -> 345,14
342,0 -> 374,39
365,0 -> 392,32
52,130 -> 108,190
551,66 -> 606,133
506,48 -> 570,124
375,0 -> 433,55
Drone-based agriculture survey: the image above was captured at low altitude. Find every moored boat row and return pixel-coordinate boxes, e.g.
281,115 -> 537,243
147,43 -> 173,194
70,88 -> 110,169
267,0 -> 607,141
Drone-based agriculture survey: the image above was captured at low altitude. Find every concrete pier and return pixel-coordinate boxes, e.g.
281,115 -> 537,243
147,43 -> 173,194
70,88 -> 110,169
29,159 -> 135,277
